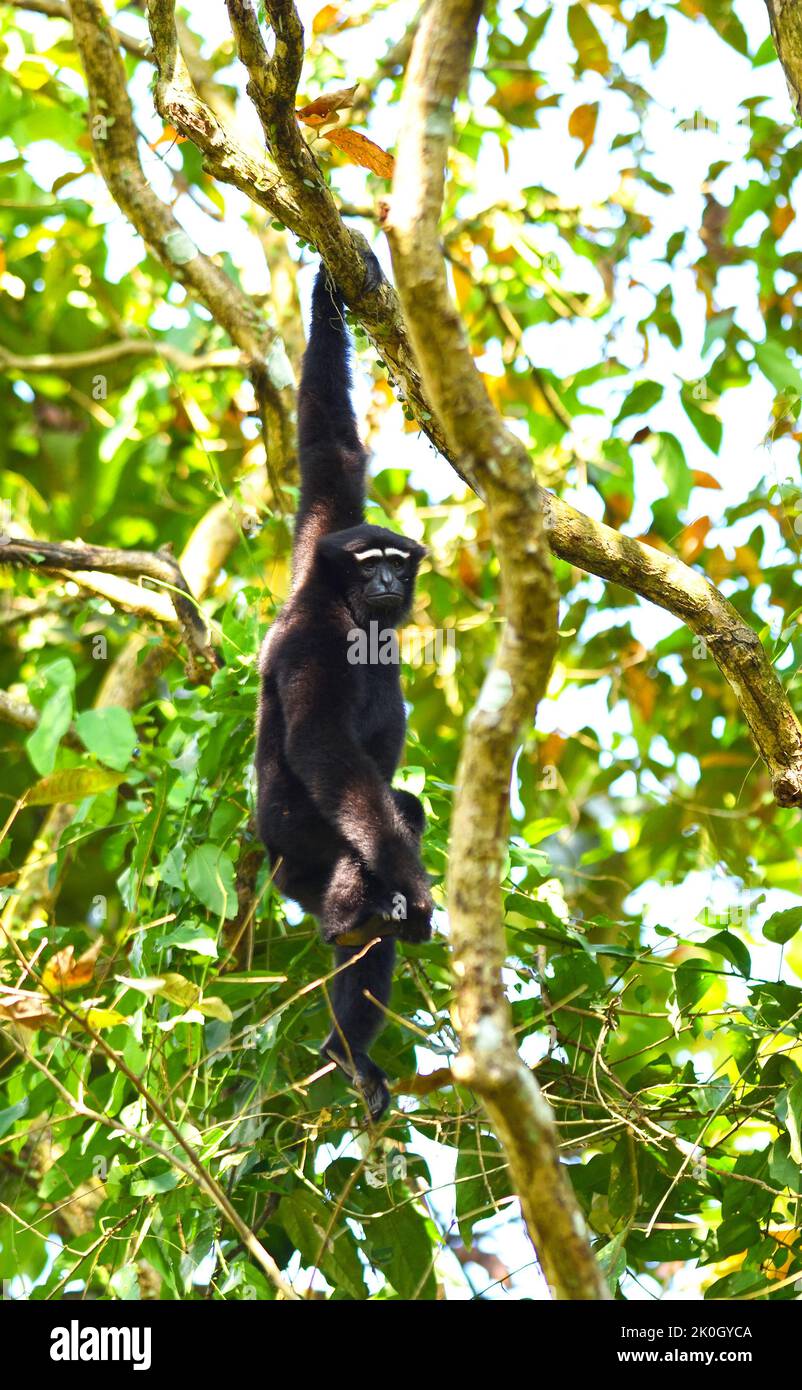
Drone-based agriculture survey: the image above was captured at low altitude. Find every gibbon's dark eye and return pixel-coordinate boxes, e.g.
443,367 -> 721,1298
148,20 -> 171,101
390,555 -> 406,573
362,562 -> 377,577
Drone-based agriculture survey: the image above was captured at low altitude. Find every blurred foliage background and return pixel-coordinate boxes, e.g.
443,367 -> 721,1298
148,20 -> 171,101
3,0 -> 802,1300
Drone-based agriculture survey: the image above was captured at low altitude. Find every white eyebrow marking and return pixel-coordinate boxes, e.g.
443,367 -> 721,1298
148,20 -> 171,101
354,549 -> 383,561
385,548 -> 408,559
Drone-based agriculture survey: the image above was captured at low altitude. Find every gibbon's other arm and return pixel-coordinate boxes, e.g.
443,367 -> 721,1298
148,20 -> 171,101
278,654 -> 428,886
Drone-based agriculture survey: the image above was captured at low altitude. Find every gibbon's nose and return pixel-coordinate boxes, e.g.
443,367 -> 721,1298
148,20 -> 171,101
366,561 -> 404,605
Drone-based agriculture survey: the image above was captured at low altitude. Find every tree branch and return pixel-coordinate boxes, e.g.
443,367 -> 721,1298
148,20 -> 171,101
0,340 -> 243,376
386,0 -> 608,1301
541,492 -> 802,807
765,0 -> 802,114
6,0 -> 148,56
0,535 -> 217,677
68,0 -> 295,480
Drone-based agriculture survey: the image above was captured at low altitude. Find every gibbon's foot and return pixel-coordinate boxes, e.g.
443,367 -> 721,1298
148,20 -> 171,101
333,914 -> 398,948
321,1040 -> 391,1121
321,887 -> 400,946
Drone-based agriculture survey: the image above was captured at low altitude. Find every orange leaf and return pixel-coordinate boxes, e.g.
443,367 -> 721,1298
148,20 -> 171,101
677,516 -> 711,563
149,125 -> 187,149
772,203 -> 794,237
41,937 -> 103,994
296,85 -> 357,120
692,469 -> 721,489
325,127 -> 395,179
623,666 -> 656,721
312,4 -> 342,32
568,102 -> 599,159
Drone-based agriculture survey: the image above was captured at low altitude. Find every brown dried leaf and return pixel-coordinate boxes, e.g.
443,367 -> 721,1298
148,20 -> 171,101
0,987 -> 56,1027
296,85 -> 358,120
325,126 -> 395,179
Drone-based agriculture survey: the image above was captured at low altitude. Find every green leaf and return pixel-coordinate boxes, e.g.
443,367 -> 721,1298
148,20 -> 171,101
763,906 -> 802,945
781,1080 -> 802,1166
614,379 -> 663,425
704,930 -> 751,978
680,391 -> 723,452
455,1127 -> 512,1246
716,1214 -> 761,1259
754,339 -> 802,397
74,706 -> 138,771
25,766 -> 125,806
567,3 -> 609,73
280,1192 -> 366,1299
25,687 -> 73,774
608,1132 -> 639,1223
186,845 -> 238,920
365,1203 -> 437,1300
674,961 -> 716,1013
0,1098 -> 28,1139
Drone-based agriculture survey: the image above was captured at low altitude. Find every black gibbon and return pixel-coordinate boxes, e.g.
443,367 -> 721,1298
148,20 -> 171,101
255,253 -> 433,1119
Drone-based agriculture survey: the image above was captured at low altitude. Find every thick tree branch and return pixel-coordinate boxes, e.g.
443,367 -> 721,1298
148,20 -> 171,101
542,493 -> 802,807
386,0 -> 608,1301
1,536 -> 217,677
765,0 -> 802,113
68,0 -> 295,480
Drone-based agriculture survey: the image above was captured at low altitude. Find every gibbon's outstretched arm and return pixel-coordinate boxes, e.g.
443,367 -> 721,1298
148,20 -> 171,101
293,256 -> 381,576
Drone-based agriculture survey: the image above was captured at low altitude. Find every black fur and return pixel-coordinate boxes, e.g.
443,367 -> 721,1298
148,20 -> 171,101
255,254 -> 433,1120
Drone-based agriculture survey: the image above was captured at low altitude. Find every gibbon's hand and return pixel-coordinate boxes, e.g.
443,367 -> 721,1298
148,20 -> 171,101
377,840 -> 433,944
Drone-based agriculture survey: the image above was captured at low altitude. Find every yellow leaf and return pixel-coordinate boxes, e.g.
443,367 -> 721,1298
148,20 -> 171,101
312,5 -> 343,34
568,102 -> 599,160
25,767 -> 124,806
80,1006 -> 128,1030
692,469 -> 721,489
199,996 -> 233,1023
41,936 -> 103,994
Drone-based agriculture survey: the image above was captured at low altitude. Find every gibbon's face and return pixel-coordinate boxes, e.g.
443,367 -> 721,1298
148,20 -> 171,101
318,526 -> 426,628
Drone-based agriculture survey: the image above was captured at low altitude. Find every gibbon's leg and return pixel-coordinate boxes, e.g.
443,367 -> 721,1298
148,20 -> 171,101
321,936 -> 396,1121
319,849 -> 396,944
392,788 -> 425,843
